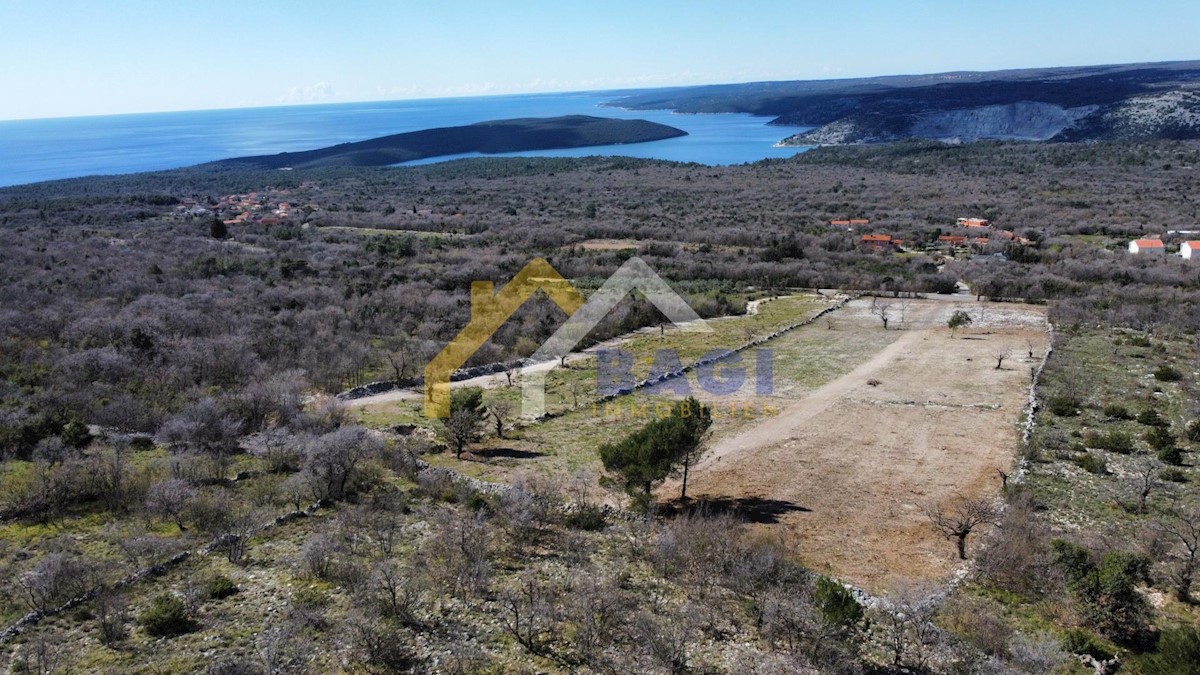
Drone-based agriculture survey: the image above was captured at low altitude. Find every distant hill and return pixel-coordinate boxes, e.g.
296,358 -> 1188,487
605,61 -> 1200,145
206,115 -> 687,170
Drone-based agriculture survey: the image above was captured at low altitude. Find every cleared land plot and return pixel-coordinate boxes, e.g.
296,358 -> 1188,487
662,299 -> 1049,593
349,294 -> 1049,593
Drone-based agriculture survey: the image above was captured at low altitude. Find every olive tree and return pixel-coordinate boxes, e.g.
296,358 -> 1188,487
440,388 -> 486,459
948,310 -> 972,337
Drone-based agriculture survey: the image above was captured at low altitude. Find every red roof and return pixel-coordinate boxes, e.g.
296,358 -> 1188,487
1183,241 -> 1200,249
1133,239 -> 1164,248
938,235 -> 966,244
849,219 -> 870,224
831,220 -> 851,225
861,234 -> 891,242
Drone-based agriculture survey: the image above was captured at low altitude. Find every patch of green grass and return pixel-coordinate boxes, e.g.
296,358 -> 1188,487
352,400 -> 428,429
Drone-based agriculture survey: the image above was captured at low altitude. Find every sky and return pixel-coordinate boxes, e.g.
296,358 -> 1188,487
1,0 -> 1197,121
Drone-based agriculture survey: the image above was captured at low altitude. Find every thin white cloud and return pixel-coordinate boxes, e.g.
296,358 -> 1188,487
279,82 -> 335,104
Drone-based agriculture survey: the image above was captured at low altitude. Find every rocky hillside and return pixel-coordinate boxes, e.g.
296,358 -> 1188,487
783,87 -> 1200,146
607,61 -> 1200,146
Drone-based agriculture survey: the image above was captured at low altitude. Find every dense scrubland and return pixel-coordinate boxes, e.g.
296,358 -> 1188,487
1,140 -> 1200,672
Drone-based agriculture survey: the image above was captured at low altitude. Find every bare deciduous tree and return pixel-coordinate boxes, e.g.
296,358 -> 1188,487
418,508 -> 493,600
302,426 -> 381,503
565,570 -> 626,666
1157,505 -> 1200,602
995,347 -> 1013,370
632,607 -> 697,675
875,583 -> 942,671
144,478 -> 198,530
487,400 -> 513,439
220,506 -> 267,565
383,335 -> 418,384
96,591 -> 129,646
500,570 -> 555,654
157,398 -> 241,481
871,300 -> 894,330
925,493 -> 998,559
1129,459 -> 1164,514
18,552 -> 95,612
368,558 -> 426,625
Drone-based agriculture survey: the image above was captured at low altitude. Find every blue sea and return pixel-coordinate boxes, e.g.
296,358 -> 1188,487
0,91 -> 813,188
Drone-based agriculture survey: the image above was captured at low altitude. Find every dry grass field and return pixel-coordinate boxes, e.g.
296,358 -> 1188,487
664,298 -> 1049,591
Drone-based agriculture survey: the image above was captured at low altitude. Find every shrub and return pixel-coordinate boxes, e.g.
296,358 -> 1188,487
96,592 -> 129,646
814,575 -> 863,629
1137,626 -> 1200,674
940,594 -> 1013,657
464,492 -> 492,512
1052,541 -> 1150,643
1073,452 -> 1107,475
1035,429 -> 1070,460
302,534 -> 339,580
1138,409 -> 1169,427
1102,403 -> 1132,420
1127,335 -> 1153,348
1048,395 -> 1079,417
1062,628 -> 1116,662
1160,467 -> 1188,483
128,434 -> 156,451
204,575 -> 239,600
1145,426 -> 1175,452
1154,365 -> 1183,382
1158,445 -> 1184,466
1086,430 -> 1134,454
1186,419 -> 1200,442
565,504 -> 608,531
139,594 -> 194,637
61,419 -> 93,449
291,585 -> 330,610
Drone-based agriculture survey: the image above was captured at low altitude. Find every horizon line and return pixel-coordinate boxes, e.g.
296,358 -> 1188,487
4,57 -> 1197,124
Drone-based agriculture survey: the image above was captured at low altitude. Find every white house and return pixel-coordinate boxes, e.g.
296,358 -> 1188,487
1181,241 -> 1200,259
1129,239 -> 1165,255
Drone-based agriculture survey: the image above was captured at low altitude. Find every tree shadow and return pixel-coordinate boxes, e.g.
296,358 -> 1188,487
661,496 -> 811,524
472,447 -> 543,461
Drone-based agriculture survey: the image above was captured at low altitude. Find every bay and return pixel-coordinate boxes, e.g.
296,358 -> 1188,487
0,91 -> 812,187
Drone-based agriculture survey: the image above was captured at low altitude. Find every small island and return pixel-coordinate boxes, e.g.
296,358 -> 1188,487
206,115 -> 687,170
